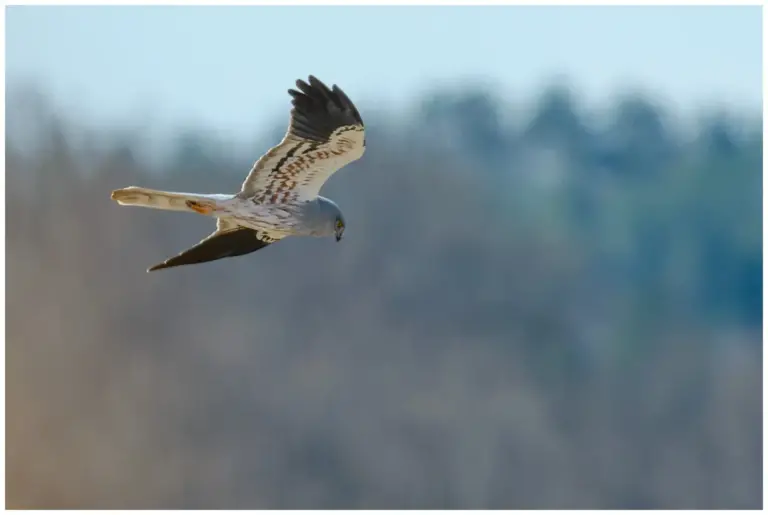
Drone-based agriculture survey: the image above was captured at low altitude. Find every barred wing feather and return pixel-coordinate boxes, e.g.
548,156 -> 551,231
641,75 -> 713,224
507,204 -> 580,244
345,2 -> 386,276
240,76 -> 365,203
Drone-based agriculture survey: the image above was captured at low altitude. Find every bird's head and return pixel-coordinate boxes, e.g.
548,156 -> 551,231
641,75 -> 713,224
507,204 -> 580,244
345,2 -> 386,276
334,215 -> 346,242
312,197 -> 346,242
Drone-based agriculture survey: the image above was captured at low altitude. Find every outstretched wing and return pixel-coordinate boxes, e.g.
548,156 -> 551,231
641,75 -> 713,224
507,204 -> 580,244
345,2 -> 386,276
147,219 -> 283,272
240,75 -> 365,203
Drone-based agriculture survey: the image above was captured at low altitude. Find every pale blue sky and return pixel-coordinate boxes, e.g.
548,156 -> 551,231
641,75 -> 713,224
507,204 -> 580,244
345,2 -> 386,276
6,5 -> 762,134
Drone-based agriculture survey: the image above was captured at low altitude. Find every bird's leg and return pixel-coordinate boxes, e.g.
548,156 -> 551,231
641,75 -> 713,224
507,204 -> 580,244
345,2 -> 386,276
186,199 -> 217,215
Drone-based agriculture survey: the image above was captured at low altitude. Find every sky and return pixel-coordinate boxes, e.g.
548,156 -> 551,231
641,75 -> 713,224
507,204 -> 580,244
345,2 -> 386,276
5,5 -> 763,136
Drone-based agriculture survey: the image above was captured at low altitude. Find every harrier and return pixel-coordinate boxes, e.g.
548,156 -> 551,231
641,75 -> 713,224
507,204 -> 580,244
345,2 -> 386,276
111,76 -> 365,272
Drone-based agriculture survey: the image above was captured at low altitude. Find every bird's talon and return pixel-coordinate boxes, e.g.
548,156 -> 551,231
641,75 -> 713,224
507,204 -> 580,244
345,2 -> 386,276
186,200 -> 214,215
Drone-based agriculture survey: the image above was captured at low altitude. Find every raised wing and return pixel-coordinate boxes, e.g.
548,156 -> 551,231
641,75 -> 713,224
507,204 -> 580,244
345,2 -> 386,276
240,75 -> 365,203
147,219 -> 283,272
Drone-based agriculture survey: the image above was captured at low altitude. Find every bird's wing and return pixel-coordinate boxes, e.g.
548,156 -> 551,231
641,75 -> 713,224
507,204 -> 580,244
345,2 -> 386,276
147,219 -> 284,272
240,75 -> 365,203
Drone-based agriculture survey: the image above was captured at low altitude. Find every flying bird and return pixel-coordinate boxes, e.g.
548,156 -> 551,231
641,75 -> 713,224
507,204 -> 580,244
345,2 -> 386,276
111,76 -> 365,272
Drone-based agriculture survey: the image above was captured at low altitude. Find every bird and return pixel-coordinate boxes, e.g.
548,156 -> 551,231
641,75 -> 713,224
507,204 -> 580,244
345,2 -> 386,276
110,75 -> 366,272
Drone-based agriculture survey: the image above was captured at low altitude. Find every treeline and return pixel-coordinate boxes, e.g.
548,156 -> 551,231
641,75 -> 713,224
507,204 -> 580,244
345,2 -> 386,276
5,83 -> 761,509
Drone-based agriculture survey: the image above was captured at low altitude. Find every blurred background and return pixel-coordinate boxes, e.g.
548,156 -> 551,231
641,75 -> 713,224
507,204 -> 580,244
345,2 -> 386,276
5,5 -> 763,510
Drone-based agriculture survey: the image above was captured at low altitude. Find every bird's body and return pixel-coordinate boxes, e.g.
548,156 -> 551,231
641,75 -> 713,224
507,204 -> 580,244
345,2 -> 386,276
110,76 -> 365,272
112,188 -> 341,237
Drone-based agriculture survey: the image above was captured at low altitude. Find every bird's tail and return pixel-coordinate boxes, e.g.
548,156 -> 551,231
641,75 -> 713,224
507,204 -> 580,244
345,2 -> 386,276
110,186 -> 226,215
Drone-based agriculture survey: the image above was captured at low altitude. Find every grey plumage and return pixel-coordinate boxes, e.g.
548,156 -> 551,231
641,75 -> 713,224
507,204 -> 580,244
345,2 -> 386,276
111,75 -> 365,272
296,197 -> 346,238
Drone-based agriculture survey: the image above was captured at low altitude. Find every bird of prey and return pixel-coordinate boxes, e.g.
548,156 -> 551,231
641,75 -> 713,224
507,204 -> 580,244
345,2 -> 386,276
111,76 -> 365,272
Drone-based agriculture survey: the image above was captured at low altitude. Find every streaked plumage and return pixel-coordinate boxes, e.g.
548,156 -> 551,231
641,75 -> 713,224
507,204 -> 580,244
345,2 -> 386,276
111,76 -> 365,272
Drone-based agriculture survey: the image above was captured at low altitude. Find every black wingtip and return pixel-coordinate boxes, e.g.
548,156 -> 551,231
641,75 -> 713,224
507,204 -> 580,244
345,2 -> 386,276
145,227 -> 273,273
287,75 -> 364,142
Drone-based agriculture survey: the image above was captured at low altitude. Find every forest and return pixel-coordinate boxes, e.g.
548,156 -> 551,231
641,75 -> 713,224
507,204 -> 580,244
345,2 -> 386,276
5,81 -> 762,509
